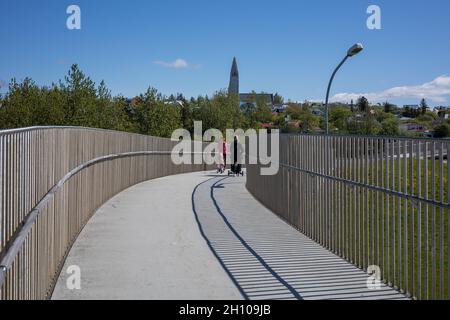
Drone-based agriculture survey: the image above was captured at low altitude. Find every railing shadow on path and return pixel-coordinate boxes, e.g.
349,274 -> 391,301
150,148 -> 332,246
191,174 -> 409,300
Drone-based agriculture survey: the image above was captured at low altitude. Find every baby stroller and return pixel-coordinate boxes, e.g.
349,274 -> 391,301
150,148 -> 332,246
228,163 -> 244,177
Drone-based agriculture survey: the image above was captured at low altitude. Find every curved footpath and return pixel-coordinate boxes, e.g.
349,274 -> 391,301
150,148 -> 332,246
52,171 -> 408,300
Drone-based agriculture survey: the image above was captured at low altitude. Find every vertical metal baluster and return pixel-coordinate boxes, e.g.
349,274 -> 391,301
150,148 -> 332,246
359,137 -> 363,268
385,138 -> 390,285
409,139 -> 415,298
338,137 -> 342,255
353,137 -> 357,265
345,136 -> 348,260
350,136 -> 353,262
367,138 -> 375,266
381,138 -> 385,280
315,136 -> 318,242
424,142 -> 429,300
371,138 -> 375,267
328,136 -> 331,249
325,137 -> 328,249
308,139 -> 317,240
343,137 -> 347,259
431,141 -> 436,300
390,140 -> 395,287
321,136 -> 324,246
330,136 -> 334,250
375,138 -> 380,268
439,142 -> 444,300
417,140 -> 422,299
358,138 -> 362,268
325,136 -> 329,248
320,136 -> 324,245
365,137 -> 369,270
308,136 -> 311,239
403,139 -> 408,295
396,139 -> 401,290
447,141 -> 450,301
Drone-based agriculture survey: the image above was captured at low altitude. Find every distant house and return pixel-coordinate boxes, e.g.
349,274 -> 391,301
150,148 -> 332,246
403,104 -> 420,109
164,100 -> 184,107
239,93 -> 274,108
272,104 -> 288,113
436,106 -> 450,119
126,97 -> 142,107
312,108 -> 324,116
312,127 -> 325,134
260,123 -> 275,130
399,123 -> 427,132
287,120 -> 301,128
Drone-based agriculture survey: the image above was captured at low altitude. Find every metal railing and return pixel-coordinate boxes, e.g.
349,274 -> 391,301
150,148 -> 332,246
0,127 -> 208,300
246,134 -> 449,300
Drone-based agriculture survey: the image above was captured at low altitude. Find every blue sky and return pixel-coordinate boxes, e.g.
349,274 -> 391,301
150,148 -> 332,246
1,0 -> 450,106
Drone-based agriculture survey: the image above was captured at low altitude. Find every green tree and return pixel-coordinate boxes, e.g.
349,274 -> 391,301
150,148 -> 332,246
380,117 -> 400,136
273,93 -> 284,105
330,106 -> 352,132
348,115 -> 381,135
285,103 -> 303,120
0,78 -> 64,128
133,87 -> 182,137
253,95 -> 273,123
60,64 -> 98,127
383,101 -> 395,114
298,111 -> 320,132
434,123 -> 450,138
420,98 -> 428,115
192,90 -> 244,134
357,96 -> 369,113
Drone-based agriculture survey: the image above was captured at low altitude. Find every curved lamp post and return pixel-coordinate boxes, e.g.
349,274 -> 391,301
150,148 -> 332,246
324,43 -> 364,135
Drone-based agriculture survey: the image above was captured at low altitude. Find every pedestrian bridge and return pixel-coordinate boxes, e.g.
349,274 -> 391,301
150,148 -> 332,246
51,172 -> 405,300
1,127 -> 448,300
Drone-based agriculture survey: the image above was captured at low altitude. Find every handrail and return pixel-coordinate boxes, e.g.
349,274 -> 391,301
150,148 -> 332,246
0,126 -> 151,137
280,163 -> 450,210
0,150 -> 205,290
282,132 -> 450,143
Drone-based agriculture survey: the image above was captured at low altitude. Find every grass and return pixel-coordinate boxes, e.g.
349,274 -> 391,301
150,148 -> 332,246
336,158 -> 449,299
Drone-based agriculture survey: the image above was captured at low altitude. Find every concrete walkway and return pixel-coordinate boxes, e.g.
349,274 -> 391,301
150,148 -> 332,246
52,172 -> 242,300
52,171 -> 408,300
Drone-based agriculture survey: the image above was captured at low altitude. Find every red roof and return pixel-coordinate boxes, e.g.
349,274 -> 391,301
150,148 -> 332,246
260,123 -> 275,129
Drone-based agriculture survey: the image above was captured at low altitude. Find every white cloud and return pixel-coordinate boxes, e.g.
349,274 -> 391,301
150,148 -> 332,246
331,75 -> 450,104
153,58 -> 190,69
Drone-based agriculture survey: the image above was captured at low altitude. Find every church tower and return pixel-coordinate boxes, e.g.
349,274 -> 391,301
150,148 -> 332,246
228,57 -> 239,95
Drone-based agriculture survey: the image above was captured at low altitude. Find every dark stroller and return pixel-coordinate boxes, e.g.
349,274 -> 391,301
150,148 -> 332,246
228,163 -> 244,176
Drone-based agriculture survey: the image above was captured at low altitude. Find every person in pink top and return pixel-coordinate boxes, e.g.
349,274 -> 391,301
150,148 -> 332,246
217,138 -> 228,173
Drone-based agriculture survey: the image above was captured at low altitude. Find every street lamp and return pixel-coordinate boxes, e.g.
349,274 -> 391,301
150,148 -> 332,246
324,43 -> 364,134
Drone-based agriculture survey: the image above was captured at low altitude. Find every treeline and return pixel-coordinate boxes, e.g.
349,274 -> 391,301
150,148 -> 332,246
0,64 -> 266,137
281,97 -> 403,136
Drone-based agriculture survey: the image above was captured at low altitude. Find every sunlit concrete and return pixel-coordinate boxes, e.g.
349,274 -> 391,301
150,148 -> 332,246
53,170 -> 408,300
52,171 -> 243,300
